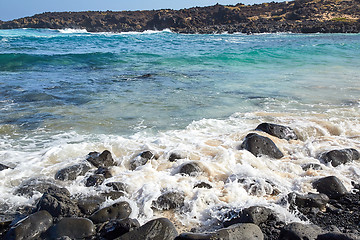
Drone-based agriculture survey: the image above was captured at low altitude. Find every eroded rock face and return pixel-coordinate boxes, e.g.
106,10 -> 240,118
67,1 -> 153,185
239,133 -> 284,159
118,218 -> 178,240
255,123 -> 298,140
4,211 -> 53,240
319,148 -> 360,167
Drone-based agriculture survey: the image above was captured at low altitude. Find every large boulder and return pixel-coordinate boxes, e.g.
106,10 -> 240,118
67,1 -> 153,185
46,217 -> 95,239
36,191 -> 81,219
288,192 -> 329,210
117,218 -> 178,240
152,191 -> 185,210
100,218 -> 140,239
90,201 -> 132,223
86,150 -> 116,168
279,222 -> 323,240
239,133 -> 284,159
224,206 -> 274,227
255,123 -> 298,140
319,148 -> 359,167
176,223 -> 264,240
4,210 -> 53,240
54,163 -> 91,181
312,176 -> 347,199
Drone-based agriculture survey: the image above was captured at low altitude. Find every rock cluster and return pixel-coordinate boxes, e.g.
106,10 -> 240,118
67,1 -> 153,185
0,123 -> 359,239
0,0 -> 359,34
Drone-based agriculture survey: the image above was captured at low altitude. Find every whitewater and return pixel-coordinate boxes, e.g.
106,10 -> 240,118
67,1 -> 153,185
0,28 -> 359,232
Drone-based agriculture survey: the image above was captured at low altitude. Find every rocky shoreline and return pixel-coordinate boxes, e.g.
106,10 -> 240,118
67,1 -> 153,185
1,122 -> 359,239
1,0 -> 360,34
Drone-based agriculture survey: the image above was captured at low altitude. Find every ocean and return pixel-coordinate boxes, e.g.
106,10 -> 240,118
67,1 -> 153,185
0,28 -> 359,230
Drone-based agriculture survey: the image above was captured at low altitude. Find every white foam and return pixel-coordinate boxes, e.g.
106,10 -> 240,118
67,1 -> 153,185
58,28 -> 89,34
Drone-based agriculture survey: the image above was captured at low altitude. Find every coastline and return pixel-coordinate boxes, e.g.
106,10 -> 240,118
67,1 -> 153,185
1,0 -> 360,34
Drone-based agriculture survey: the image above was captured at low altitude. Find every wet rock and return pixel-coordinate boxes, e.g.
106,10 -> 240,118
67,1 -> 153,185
130,150 -> 156,170
319,148 -> 360,167
89,201 -> 131,223
152,191 -> 185,210
302,163 -> 322,171
36,191 -> 81,219
85,174 -> 105,187
95,166 -> 112,178
313,176 -> 347,199
77,196 -> 105,216
46,217 -> 95,239
289,192 -> 329,210
224,206 -> 274,227
4,210 -> 52,240
179,162 -> 202,176
86,150 -> 115,168
239,133 -> 284,159
101,191 -> 126,200
54,163 -> 91,181
106,182 -> 128,192
236,177 -> 280,196
169,153 -> 183,162
194,182 -> 212,189
176,223 -> 264,240
14,178 -> 68,197
0,163 -> 10,171
117,218 -> 178,240
100,218 -> 140,239
279,222 -> 323,240
0,215 -> 14,236
255,123 -> 298,140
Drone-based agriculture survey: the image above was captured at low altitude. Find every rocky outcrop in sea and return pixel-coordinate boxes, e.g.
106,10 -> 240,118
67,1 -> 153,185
0,0 -> 359,33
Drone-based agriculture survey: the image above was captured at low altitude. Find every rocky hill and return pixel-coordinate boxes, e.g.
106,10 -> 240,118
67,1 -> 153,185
1,0 -> 359,33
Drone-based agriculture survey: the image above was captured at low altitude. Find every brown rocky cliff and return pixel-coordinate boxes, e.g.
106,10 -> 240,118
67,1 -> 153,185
0,0 -> 359,33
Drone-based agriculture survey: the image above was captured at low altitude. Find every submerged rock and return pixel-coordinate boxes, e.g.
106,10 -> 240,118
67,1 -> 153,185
105,182 -> 128,192
255,123 -> 298,140
169,152 -> 183,162
194,182 -> 212,189
0,163 -> 10,171
118,218 -> 178,240
179,162 -> 202,176
54,163 -> 91,181
313,176 -> 347,199
302,163 -> 322,171
86,150 -> 116,168
46,217 -> 95,239
319,148 -> 360,167
100,218 -> 140,239
89,201 -> 131,223
14,178 -> 67,197
95,166 -> 113,178
239,133 -> 284,159
4,210 -> 53,240
152,191 -> 185,210
130,150 -> 156,170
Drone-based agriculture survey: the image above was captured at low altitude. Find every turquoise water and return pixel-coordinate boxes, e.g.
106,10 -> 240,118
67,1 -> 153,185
0,29 -> 359,228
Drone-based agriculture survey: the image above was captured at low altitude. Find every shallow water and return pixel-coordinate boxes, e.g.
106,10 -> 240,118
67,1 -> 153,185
0,29 -> 359,230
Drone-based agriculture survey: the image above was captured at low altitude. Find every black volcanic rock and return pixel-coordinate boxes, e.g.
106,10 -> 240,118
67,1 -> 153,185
313,176 -> 347,199
0,0 -> 359,34
319,148 -> 359,167
255,123 -> 298,140
89,201 -> 131,223
240,133 -> 284,159
86,150 -> 115,168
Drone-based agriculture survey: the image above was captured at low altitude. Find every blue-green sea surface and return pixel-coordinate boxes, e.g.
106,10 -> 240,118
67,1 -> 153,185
0,29 -> 359,230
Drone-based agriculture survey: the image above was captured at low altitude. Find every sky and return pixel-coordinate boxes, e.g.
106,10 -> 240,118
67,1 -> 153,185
0,0 -> 274,21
